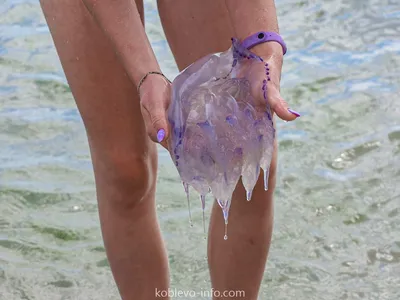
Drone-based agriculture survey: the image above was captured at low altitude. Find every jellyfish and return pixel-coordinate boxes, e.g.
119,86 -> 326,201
167,38 -> 275,239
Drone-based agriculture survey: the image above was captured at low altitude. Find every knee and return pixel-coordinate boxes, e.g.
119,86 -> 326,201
93,149 -> 157,210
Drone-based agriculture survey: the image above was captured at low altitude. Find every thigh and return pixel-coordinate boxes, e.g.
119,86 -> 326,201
40,0 -> 153,166
157,0 -> 234,71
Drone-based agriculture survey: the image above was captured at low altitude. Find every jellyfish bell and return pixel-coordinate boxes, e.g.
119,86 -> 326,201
167,39 -> 275,239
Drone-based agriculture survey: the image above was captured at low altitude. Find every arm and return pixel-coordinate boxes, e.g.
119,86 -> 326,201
225,0 -> 284,61
82,0 -> 171,144
82,0 -> 160,86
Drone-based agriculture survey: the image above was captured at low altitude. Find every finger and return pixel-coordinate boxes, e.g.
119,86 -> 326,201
158,133 -> 169,150
152,113 -> 170,150
141,100 -> 170,146
267,85 -> 300,121
140,90 -> 171,149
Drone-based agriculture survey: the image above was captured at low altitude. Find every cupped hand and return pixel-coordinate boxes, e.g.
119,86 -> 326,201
248,43 -> 301,121
138,73 -> 171,149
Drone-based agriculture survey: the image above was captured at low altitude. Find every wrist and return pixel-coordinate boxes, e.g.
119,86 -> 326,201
240,31 -> 286,60
132,61 -> 161,86
251,41 -> 284,60
138,71 -> 170,95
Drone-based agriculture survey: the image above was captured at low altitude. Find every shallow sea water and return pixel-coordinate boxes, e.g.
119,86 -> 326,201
0,0 -> 399,299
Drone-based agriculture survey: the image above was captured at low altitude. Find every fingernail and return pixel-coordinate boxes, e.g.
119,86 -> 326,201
157,129 -> 165,143
288,108 -> 301,117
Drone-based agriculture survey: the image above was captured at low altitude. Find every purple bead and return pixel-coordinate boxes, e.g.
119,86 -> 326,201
234,147 -> 243,156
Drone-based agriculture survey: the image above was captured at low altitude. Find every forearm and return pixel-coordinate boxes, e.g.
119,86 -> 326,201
82,0 -> 159,86
225,0 -> 283,57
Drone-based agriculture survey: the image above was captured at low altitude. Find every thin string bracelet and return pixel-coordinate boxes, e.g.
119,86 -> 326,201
137,71 -> 171,93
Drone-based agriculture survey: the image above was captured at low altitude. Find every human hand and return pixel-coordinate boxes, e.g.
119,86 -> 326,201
248,42 -> 301,121
138,73 -> 171,149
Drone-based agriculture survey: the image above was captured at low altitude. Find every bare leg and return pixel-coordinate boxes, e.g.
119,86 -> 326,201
40,1 -> 169,299
158,1 -> 276,299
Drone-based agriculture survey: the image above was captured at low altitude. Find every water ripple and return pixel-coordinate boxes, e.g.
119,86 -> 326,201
1,0 -> 399,299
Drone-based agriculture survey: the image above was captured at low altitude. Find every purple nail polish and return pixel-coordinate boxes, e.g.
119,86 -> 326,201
157,129 -> 165,142
288,108 -> 301,117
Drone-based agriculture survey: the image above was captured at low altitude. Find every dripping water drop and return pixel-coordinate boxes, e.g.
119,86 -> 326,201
200,195 -> 206,235
246,190 -> 253,201
264,167 -> 270,191
224,223 -> 228,240
223,214 -> 229,240
183,182 -> 193,226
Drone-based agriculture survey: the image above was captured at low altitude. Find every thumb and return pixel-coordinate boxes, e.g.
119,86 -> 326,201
141,102 -> 170,149
151,108 -> 170,149
267,86 -> 301,121
139,81 -> 171,149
